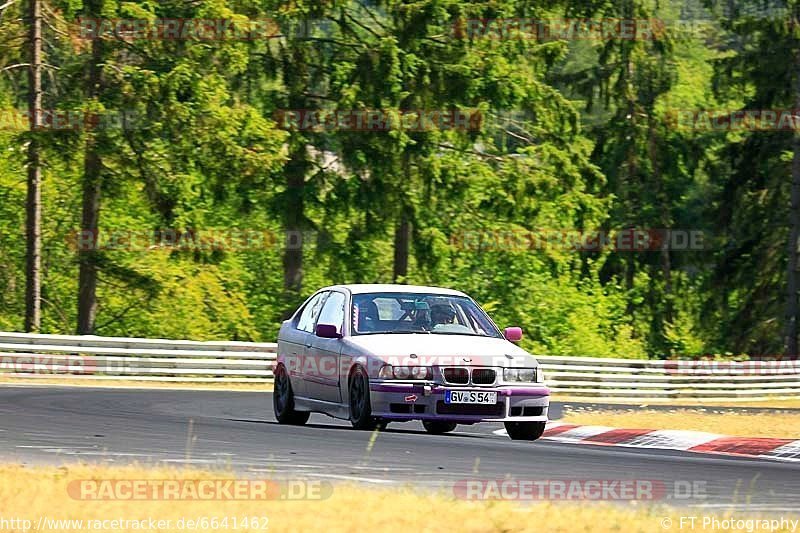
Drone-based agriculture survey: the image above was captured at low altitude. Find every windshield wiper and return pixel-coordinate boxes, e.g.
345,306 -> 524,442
387,328 -> 431,334
429,332 -> 491,337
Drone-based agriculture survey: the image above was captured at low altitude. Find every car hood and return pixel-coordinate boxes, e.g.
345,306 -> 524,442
343,333 -> 537,368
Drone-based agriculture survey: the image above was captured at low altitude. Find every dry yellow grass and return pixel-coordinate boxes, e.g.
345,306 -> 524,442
0,464 -> 794,533
563,409 -> 800,439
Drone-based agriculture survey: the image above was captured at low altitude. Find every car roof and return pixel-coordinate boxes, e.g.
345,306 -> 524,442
321,284 -> 468,296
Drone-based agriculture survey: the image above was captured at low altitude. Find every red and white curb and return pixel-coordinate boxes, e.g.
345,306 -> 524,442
494,422 -> 800,463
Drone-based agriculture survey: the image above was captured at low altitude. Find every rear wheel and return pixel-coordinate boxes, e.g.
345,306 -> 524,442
273,365 -> 310,425
349,366 -> 378,430
504,421 -> 546,441
422,421 -> 457,434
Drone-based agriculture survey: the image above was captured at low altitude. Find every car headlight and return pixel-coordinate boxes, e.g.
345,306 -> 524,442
378,365 -> 432,380
503,367 -> 538,382
393,366 -> 412,379
409,366 -> 430,379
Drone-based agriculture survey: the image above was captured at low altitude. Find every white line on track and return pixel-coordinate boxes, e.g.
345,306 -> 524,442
690,504 -> 800,512
248,464 -> 325,471
348,465 -> 415,471
305,473 -> 396,484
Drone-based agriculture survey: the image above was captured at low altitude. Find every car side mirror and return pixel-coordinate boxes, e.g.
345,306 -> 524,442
504,327 -> 523,342
315,323 -> 342,339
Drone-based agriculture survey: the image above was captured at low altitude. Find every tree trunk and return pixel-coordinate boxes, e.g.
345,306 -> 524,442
77,150 -> 102,334
393,156 -> 412,282
280,34 -> 311,296
77,0 -> 104,335
282,144 -> 307,293
785,38 -> 800,358
785,111 -> 800,356
24,0 -> 42,332
648,115 -> 673,325
393,213 -> 410,282
660,241 -> 672,315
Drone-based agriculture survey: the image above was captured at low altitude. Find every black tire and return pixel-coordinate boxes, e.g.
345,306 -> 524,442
273,364 -> 310,425
422,420 -> 457,434
349,366 -> 377,430
504,421 -> 546,441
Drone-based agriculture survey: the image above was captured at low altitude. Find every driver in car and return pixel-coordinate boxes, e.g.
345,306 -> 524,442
430,302 -> 457,327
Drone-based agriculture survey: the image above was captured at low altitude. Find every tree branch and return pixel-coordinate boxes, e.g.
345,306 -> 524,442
0,0 -> 19,13
41,2 -> 67,22
294,36 -> 363,49
0,62 -> 59,72
436,142 -> 505,161
0,63 -> 29,72
43,18 -> 69,37
355,1 -> 388,32
342,11 -> 382,39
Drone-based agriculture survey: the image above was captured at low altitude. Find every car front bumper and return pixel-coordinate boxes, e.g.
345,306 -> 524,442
368,382 -> 550,423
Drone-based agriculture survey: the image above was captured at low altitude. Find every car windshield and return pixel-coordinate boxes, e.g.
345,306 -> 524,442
351,292 -> 502,338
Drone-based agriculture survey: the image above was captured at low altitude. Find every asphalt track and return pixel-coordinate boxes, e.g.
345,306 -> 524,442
1,386 -> 798,511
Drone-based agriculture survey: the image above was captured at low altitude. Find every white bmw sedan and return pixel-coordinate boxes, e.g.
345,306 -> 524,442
274,284 -> 550,440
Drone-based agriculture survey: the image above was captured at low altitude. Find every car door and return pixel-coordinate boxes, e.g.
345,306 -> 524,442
285,291 -> 329,397
306,290 -> 346,403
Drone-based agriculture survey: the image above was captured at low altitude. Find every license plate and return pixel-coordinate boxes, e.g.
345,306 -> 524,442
445,390 -> 497,404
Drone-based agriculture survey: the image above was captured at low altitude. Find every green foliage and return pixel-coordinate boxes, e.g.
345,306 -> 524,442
0,0 -> 793,359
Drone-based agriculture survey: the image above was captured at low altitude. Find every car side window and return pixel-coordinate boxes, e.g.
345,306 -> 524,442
297,292 -> 328,333
317,292 -> 346,331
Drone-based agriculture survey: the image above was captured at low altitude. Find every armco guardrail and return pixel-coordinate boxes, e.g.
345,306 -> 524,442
537,355 -> 800,399
0,332 -> 798,399
0,332 -> 276,384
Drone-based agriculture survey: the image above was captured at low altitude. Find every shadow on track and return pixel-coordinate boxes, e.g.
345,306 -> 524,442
225,418 -> 491,439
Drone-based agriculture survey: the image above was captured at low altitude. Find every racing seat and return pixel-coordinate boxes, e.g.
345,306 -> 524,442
356,300 -> 380,332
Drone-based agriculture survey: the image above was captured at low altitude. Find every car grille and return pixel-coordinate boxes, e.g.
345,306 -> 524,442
442,367 -> 496,385
390,404 -> 426,414
510,406 -> 544,417
436,401 -> 504,417
443,367 -> 469,384
471,368 -> 496,385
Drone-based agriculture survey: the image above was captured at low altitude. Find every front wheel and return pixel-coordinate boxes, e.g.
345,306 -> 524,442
423,421 -> 457,434
349,366 -> 378,430
504,421 -> 546,441
273,364 -> 310,425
